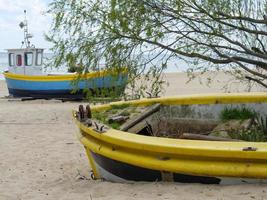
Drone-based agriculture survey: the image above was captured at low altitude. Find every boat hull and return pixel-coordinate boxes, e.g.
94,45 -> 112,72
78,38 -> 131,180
6,88 -> 85,99
88,150 -> 267,184
90,150 -> 223,184
4,71 -> 127,99
74,93 -> 267,184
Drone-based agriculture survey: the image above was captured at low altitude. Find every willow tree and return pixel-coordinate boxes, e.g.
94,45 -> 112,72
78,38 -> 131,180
46,0 -> 267,98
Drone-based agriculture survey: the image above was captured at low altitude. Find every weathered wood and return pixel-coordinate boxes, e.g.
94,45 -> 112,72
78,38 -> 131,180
179,133 -> 242,141
127,118 -> 155,136
108,115 -> 129,124
127,120 -> 148,133
150,118 -> 219,137
78,105 -> 85,120
120,103 -> 161,131
86,105 -> 92,119
212,119 -> 253,133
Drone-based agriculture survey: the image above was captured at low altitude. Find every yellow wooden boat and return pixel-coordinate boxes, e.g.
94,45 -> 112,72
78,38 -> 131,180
73,93 -> 267,184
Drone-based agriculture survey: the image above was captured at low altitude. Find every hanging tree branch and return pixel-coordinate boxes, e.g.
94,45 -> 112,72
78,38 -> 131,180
47,0 -> 267,92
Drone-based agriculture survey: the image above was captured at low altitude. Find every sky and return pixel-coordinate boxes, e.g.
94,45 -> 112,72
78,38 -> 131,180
0,0 -> 53,52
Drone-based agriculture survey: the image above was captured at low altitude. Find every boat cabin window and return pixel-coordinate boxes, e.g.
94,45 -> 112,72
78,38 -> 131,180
16,55 -> 22,66
25,52 -> 33,66
36,51 -> 43,66
8,53 -> 15,66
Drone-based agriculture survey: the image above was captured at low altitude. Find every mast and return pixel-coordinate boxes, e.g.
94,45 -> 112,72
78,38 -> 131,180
19,10 -> 33,48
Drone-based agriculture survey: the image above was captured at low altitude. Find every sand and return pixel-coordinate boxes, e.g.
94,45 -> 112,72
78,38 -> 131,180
0,72 -> 267,200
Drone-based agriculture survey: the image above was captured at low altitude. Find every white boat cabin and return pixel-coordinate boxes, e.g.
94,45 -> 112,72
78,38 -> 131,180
7,48 -> 44,75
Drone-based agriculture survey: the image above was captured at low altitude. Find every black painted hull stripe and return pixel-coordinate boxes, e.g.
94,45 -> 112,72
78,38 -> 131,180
92,159 -> 128,182
90,151 -> 221,184
8,88 -> 84,98
7,87 -> 124,99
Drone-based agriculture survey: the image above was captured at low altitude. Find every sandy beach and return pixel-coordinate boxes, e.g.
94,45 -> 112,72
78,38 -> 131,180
0,72 -> 267,200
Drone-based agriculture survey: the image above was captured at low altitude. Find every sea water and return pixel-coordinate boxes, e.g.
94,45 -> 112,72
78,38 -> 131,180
0,53 -> 8,79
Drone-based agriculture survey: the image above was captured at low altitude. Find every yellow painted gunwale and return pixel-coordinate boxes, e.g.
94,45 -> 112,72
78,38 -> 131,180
89,92 -> 267,111
74,92 -> 267,178
3,69 -> 126,82
3,71 -> 107,81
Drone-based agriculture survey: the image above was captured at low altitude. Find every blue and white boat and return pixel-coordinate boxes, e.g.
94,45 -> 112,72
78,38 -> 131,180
3,11 -> 127,99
